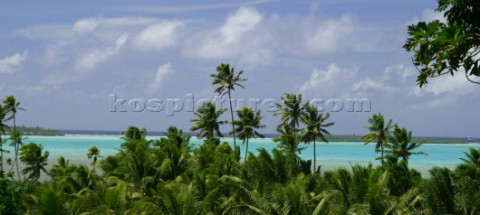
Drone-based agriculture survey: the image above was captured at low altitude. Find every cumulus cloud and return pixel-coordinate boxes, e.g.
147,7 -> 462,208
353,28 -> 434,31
75,34 -> 129,71
221,7 -> 262,43
300,64 -> 417,99
0,51 -> 28,74
304,15 -> 354,54
131,21 -> 184,52
299,64 -> 359,98
407,72 -> 479,110
146,63 -> 174,94
189,6 -> 264,60
411,72 -> 476,97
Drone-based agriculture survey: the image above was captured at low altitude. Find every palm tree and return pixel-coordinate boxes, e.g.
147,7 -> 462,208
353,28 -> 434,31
211,63 -> 247,156
387,125 -> 426,167
19,142 -> 49,181
121,126 -> 147,141
363,113 -> 393,165
28,187 -> 68,215
158,126 -> 191,148
8,130 -> 25,180
230,107 -> 265,162
460,148 -> 480,167
273,122 -> 305,157
3,95 -> 25,180
300,103 -> 334,173
0,104 -> 10,175
86,146 -> 102,167
274,93 -> 305,147
190,102 -> 226,141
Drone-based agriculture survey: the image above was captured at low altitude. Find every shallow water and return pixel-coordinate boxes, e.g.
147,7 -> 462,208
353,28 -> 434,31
3,135 -> 479,176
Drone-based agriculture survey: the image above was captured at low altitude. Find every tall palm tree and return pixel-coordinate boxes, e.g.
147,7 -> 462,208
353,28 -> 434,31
387,125 -> 426,167
230,107 -> 265,162
363,113 -> 393,165
190,102 -> 226,141
211,63 -> 247,156
274,93 -> 305,147
300,103 -> 334,173
3,95 -> 25,180
121,126 -> 147,141
19,142 -> 49,181
8,130 -> 25,180
0,104 -> 9,175
86,146 -> 102,167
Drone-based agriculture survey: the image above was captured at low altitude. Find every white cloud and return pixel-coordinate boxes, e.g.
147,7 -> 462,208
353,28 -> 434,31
305,15 -> 354,54
383,64 -> 416,83
185,6 -> 274,67
411,72 -> 476,97
147,63 -> 174,93
220,7 -> 262,43
131,21 -> 184,52
300,64 -> 415,99
75,34 -> 129,71
189,6 -> 263,59
352,77 -> 392,92
299,64 -> 359,97
0,51 -> 28,74
73,17 -> 101,33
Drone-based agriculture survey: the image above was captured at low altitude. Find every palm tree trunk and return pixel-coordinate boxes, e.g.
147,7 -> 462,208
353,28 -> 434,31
313,139 -> 316,173
228,90 -> 237,159
244,138 -> 249,163
380,144 -> 384,166
14,117 -> 21,181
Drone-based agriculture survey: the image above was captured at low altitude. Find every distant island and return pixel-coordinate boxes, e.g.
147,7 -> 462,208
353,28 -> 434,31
325,134 -> 468,144
7,125 -> 65,136
57,129 -> 469,144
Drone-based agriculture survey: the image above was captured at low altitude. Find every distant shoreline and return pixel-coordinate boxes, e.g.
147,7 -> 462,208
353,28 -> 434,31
18,132 -> 477,144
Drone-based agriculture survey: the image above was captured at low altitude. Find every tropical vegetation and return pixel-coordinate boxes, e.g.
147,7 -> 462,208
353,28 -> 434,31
1,85 -> 479,214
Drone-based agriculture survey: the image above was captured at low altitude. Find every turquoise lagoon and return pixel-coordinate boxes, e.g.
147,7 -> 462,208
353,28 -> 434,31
4,135 -> 480,176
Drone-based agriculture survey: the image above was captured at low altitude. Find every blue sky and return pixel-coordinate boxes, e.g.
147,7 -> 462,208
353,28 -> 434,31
0,0 -> 478,137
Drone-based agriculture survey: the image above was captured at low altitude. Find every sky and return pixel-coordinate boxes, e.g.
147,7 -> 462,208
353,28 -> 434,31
0,0 -> 478,137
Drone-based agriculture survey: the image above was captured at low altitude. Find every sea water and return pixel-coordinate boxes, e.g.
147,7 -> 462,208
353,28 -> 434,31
3,135 -> 479,176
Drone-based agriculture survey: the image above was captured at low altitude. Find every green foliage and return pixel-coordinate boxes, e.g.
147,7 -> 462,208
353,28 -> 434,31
274,93 -> 304,131
211,63 -> 247,158
3,94 -> 480,214
300,102 -> 334,172
1,127 -> 479,214
386,125 -> 427,167
121,126 -> 147,141
190,102 -> 226,141
404,0 -> 480,86
87,146 -> 102,167
14,125 -> 64,136
19,142 -> 49,181
274,122 -> 305,157
0,177 -> 26,214
363,113 -> 393,164
230,107 -> 265,162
